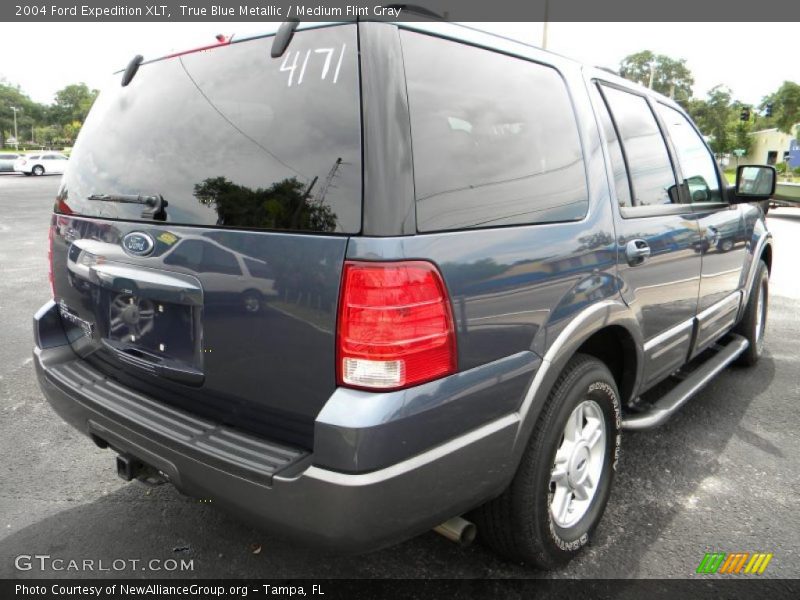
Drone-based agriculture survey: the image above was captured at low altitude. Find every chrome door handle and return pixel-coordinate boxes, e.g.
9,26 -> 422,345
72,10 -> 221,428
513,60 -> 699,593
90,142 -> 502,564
625,239 -> 651,266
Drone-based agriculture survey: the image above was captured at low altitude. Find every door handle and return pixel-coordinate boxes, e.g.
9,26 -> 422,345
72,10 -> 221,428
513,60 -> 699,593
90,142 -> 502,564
625,239 -> 651,266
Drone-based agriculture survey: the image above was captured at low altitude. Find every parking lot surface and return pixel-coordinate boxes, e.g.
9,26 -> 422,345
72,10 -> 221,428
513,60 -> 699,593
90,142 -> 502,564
1,174 -> 798,578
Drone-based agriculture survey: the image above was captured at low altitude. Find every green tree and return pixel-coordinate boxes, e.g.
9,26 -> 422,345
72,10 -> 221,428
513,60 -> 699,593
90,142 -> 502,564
49,83 -> 98,129
759,81 -> 800,135
732,121 -> 753,155
692,86 -> 735,157
619,50 -> 694,105
60,120 -> 83,143
0,80 -> 45,148
33,124 -> 59,146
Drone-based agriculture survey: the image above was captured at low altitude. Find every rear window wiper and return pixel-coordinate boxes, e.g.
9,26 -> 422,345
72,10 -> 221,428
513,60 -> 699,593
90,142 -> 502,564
87,193 -> 168,220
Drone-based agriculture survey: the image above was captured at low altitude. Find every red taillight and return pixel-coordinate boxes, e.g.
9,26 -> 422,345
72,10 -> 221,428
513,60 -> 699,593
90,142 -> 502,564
337,261 -> 457,391
47,223 -> 55,299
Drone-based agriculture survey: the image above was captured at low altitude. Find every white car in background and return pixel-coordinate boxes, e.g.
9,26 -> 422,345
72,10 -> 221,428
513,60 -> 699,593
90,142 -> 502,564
14,152 -> 69,176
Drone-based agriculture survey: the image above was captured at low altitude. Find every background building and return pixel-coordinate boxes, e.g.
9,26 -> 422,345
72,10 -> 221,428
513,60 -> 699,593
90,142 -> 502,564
738,126 -> 800,168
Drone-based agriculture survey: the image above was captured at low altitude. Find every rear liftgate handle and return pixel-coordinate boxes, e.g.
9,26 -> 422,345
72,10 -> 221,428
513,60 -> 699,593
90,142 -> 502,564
625,239 -> 651,266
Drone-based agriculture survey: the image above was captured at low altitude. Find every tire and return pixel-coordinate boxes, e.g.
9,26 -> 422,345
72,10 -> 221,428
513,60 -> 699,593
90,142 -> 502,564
242,290 -> 262,314
735,260 -> 768,366
717,238 -> 734,252
473,353 -> 621,569
32,165 -> 44,176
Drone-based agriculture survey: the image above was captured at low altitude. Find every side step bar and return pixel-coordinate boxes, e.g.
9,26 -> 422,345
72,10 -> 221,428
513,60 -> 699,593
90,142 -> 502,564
622,334 -> 749,431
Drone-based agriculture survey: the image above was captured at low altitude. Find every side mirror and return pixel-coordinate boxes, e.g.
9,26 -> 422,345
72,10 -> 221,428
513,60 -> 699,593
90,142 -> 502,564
731,165 -> 776,202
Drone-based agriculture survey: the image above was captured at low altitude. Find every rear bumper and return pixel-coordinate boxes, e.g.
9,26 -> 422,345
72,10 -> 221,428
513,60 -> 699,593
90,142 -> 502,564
33,301 -> 528,552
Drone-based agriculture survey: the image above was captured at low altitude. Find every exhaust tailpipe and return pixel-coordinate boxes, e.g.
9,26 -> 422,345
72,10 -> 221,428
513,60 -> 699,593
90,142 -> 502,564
433,516 -> 476,547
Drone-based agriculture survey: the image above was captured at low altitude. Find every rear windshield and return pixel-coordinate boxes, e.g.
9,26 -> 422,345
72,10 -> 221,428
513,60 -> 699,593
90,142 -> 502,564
59,25 -> 362,234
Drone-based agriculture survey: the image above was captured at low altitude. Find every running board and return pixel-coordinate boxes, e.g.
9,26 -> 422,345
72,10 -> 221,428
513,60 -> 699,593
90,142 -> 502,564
621,334 -> 749,431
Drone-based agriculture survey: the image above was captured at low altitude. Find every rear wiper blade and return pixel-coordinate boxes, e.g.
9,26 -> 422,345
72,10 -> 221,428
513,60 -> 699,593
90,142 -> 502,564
87,193 -> 168,220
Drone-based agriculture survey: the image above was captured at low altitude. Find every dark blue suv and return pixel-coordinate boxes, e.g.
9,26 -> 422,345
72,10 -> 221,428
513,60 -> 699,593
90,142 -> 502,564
33,21 -> 775,569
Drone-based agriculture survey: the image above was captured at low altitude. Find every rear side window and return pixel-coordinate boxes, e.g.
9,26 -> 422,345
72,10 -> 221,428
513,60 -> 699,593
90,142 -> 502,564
591,84 -> 632,207
401,31 -> 588,232
599,85 -> 677,207
59,25 -> 361,234
656,103 -> 722,203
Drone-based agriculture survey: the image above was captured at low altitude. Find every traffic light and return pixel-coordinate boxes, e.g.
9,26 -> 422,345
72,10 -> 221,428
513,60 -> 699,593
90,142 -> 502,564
740,107 -> 751,122
765,103 -> 774,117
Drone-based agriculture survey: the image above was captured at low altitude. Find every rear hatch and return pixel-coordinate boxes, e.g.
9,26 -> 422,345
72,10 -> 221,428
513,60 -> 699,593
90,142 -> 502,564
50,24 -> 362,449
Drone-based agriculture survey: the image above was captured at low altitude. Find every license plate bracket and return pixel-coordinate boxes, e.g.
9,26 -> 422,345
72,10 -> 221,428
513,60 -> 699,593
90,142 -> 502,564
103,291 -> 201,376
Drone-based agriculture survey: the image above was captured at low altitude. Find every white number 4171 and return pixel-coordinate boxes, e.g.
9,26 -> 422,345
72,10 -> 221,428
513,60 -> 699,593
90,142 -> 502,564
280,44 -> 346,87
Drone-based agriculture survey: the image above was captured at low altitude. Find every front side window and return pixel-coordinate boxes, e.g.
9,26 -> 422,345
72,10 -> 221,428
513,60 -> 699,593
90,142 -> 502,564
401,31 -> 588,232
600,85 -> 677,207
657,104 -> 721,203
591,84 -> 632,207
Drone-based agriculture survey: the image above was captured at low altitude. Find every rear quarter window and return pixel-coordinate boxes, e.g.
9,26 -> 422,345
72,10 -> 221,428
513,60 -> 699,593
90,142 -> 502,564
401,31 -> 588,232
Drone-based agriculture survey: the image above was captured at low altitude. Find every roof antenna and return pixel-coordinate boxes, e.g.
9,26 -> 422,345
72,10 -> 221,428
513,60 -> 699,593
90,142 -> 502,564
121,55 -> 144,87
271,20 -> 300,59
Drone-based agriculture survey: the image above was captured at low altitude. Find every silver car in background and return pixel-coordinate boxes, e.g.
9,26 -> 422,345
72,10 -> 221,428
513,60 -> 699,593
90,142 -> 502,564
0,153 -> 21,172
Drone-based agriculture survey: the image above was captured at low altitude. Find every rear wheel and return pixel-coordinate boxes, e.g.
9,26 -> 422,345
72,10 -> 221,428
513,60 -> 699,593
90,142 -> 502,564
242,290 -> 262,314
735,260 -> 768,366
32,165 -> 45,176
474,354 -> 621,569
717,238 -> 734,252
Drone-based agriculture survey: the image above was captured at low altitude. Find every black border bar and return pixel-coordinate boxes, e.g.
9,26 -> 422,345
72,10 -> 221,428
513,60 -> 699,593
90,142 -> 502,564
4,0 -> 800,22
4,579 -> 800,599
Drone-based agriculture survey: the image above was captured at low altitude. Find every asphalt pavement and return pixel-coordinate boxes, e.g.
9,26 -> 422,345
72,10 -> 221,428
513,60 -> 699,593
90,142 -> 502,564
1,173 -> 798,579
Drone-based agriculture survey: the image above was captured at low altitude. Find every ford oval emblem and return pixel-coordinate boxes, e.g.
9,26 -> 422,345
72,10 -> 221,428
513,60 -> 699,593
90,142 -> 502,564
122,232 -> 155,257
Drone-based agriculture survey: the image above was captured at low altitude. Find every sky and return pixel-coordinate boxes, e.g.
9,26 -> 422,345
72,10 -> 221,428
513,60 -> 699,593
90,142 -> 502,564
0,21 -> 796,106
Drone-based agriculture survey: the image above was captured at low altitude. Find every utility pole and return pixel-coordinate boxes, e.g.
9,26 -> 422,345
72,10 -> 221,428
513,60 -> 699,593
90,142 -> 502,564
10,106 -> 19,150
541,0 -> 549,49
648,61 -> 656,89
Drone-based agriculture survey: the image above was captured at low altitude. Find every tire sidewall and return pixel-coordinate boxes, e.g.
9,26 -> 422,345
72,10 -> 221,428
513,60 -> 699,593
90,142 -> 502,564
32,165 -> 44,176
751,266 -> 769,356
737,261 -> 769,365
